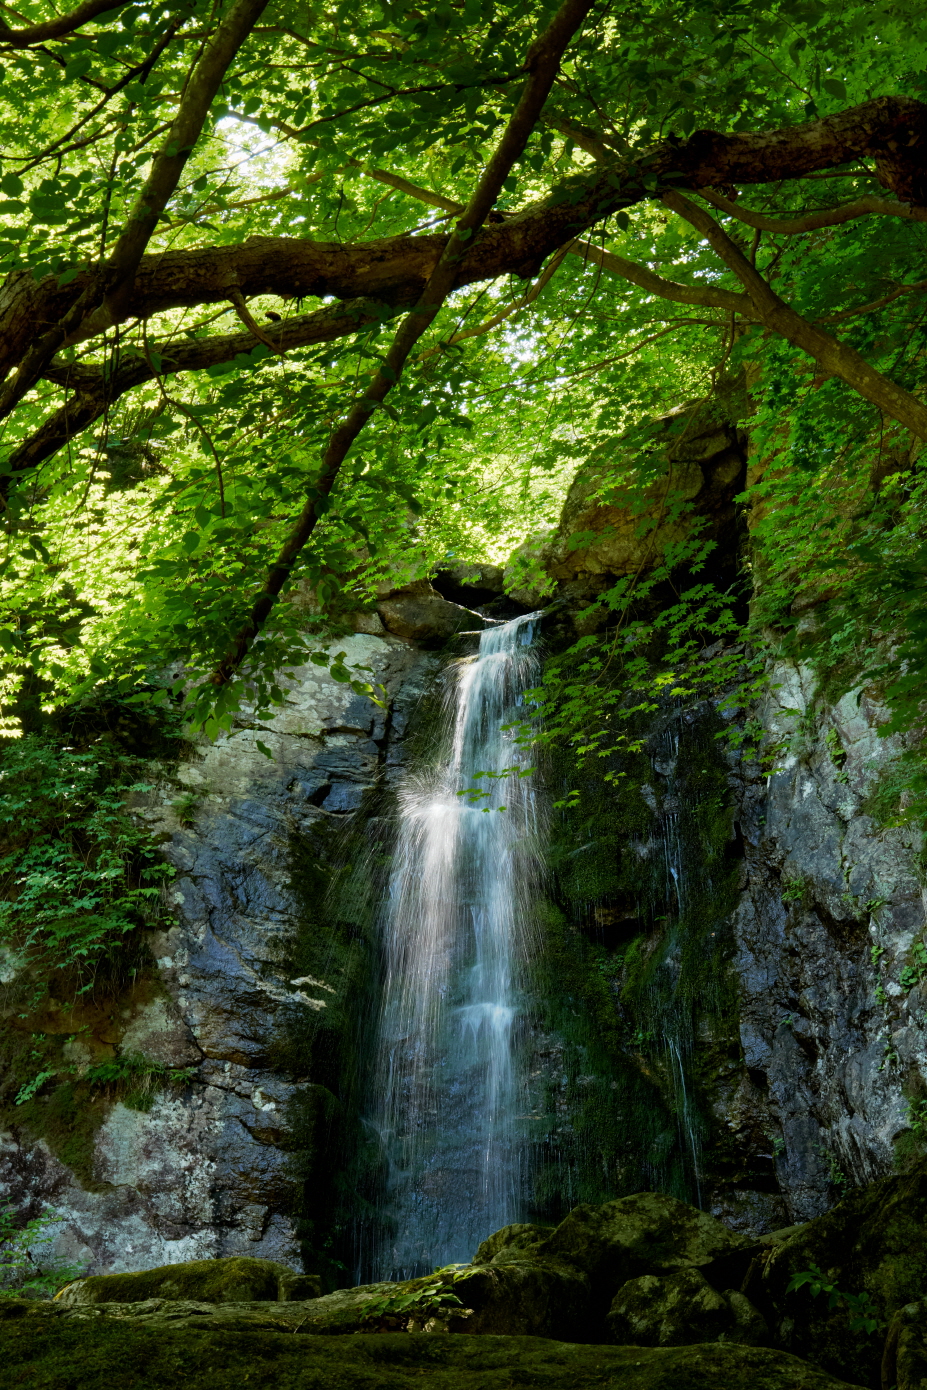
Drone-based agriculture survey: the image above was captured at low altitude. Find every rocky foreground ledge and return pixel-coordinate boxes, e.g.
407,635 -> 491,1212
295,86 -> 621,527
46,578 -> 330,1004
7,1166 -> 927,1389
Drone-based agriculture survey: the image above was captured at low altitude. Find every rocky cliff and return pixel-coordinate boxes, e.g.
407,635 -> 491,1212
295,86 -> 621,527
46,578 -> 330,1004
2,410 -> 925,1291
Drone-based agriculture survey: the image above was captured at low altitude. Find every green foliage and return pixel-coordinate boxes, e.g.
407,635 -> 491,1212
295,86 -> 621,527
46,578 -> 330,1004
361,1268 -> 468,1323
0,732 -> 175,980
786,1264 -> 882,1336
0,1207 -> 85,1300
899,941 -> 927,993
80,1053 -> 195,1113
0,0 -> 922,758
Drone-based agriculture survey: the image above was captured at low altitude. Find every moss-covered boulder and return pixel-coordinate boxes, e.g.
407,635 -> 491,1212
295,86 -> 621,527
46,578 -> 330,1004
881,1301 -> 927,1390
57,1257 -> 320,1306
539,1191 -> 752,1293
0,1301 -> 867,1390
746,1160 -> 927,1388
605,1268 -> 768,1347
471,1222 -> 554,1265
277,1259 -> 592,1340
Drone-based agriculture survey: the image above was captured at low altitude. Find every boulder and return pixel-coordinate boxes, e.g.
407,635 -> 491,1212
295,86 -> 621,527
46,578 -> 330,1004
543,412 -> 745,584
56,1256 -> 320,1306
881,1301 -> 927,1390
376,580 -> 483,642
539,1190 -> 752,1293
606,1268 -> 768,1347
472,1222 -> 553,1265
0,1301 -> 869,1390
275,1259 -> 592,1340
745,1159 -> 927,1388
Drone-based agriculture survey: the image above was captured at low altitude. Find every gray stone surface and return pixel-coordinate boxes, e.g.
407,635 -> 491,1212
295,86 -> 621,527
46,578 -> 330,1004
0,633 -> 435,1278
728,659 -> 926,1221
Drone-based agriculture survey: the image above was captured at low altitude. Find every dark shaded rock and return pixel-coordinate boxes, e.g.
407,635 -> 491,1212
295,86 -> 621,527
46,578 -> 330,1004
56,1256 -> 319,1306
432,563 -> 505,606
605,1268 -> 768,1347
881,1301 -> 927,1390
540,1190 -> 752,1292
0,1302 -> 868,1390
744,1159 -> 927,1387
280,1259 -> 592,1340
471,1221 -> 553,1265
377,581 -> 483,642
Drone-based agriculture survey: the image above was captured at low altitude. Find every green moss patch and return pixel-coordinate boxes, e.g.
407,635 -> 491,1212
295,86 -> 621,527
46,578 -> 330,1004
0,1315 -> 865,1390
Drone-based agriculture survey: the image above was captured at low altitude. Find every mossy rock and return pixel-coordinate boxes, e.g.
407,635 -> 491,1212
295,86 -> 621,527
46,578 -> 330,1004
540,1191 -> 751,1295
57,1256 -> 320,1306
275,1259 -> 592,1341
882,1301 -> 927,1390
748,1159 -> 927,1388
606,1268 -> 768,1347
0,1304 -> 867,1390
471,1223 -> 554,1265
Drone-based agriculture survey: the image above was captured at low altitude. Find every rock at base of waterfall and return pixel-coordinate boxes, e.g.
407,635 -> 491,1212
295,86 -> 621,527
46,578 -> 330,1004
606,1268 -> 768,1347
262,1260 -> 593,1340
538,1190 -> 753,1289
471,1222 -> 554,1265
882,1301 -> 927,1390
744,1159 -> 927,1389
55,1256 -> 320,1306
376,580 -> 483,642
0,1309 -> 869,1390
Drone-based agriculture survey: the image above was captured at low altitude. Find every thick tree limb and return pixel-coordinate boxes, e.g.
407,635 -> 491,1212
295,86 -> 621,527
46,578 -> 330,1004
0,0 -> 269,420
662,189 -> 927,440
10,299 -> 398,476
696,187 -> 927,233
0,0 -> 135,45
3,94 -> 924,396
210,0 -> 596,687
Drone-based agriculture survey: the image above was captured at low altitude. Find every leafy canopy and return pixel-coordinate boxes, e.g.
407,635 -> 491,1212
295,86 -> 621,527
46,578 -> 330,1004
0,0 -> 925,756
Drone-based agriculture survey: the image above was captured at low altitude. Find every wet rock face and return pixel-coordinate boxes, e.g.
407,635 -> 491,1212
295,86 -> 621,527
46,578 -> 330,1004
0,633 -> 437,1280
729,659 -> 927,1224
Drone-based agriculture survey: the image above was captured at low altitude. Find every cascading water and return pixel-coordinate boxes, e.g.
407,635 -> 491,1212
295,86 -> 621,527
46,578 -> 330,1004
366,613 -> 544,1279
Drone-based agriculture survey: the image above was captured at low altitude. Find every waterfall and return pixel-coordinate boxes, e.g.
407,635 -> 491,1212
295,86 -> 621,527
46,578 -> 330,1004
367,613 -> 544,1279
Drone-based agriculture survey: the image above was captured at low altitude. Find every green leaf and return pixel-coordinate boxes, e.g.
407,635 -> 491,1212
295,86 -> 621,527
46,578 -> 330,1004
255,740 -> 274,759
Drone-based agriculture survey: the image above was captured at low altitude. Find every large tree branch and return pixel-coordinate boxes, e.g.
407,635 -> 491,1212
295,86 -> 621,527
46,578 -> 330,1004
0,0 -> 269,420
662,189 -> 927,439
209,0 -> 596,688
3,94 -> 924,394
0,0 -> 135,45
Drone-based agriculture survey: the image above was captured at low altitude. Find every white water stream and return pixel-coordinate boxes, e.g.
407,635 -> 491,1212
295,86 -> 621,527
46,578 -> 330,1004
368,613 -> 543,1278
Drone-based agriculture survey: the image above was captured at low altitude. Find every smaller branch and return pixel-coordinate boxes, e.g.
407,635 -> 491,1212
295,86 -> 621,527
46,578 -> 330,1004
696,186 -> 927,234
816,278 -> 927,323
228,288 -> 286,355
662,188 -> 927,440
417,243 -> 570,361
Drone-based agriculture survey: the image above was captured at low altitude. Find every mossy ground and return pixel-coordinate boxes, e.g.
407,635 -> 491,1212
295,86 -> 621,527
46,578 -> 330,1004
0,1317 -> 865,1390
